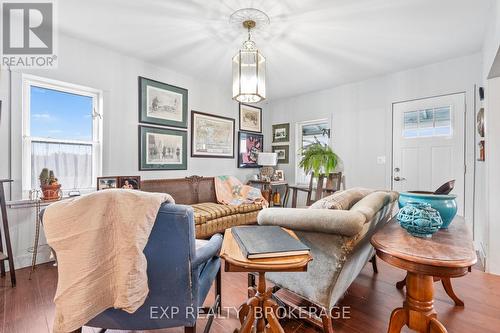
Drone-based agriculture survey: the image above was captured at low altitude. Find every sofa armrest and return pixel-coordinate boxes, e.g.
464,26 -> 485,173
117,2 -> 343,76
192,233 -> 223,269
257,208 -> 366,237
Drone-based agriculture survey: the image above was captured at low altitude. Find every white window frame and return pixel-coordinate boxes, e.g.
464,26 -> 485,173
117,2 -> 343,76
295,118 -> 331,185
21,74 -> 103,196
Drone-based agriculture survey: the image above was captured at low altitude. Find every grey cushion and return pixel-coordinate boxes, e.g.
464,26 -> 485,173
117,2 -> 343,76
257,208 -> 366,237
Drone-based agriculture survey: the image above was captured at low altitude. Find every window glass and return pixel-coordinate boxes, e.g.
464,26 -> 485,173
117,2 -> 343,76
296,120 -> 330,184
30,86 -> 93,141
25,81 -> 100,192
403,106 -> 451,138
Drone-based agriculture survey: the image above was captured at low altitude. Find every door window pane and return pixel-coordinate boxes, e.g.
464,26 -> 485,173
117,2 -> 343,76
403,111 -> 418,138
419,109 -> 434,136
403,106 -> 451,138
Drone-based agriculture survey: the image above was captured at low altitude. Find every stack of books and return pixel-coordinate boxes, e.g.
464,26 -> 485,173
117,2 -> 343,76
232,226 -> 310,259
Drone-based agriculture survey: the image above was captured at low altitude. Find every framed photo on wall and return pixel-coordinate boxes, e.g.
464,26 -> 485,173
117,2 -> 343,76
272,145 -> 290,164
139,125 -> 187,170
139,76 -> 188,128
239,103 -> 262,133
272,123 -> 290,143
238,131 -> 264,168
191,111 -> 235,158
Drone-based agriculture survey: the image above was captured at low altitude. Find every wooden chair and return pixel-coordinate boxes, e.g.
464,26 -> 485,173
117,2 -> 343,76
286,172 -> 342,208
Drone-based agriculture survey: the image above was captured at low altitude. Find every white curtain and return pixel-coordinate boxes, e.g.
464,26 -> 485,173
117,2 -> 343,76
31,141 -> 93,190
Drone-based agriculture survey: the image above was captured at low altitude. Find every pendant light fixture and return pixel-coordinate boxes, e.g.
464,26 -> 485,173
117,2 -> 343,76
230,9 -> 269,103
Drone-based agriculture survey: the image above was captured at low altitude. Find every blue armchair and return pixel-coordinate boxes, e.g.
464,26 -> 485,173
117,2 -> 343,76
45,203 -> 222,333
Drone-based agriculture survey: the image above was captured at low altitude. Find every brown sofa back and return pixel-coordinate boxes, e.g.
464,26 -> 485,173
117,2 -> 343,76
141,175 -> 217,205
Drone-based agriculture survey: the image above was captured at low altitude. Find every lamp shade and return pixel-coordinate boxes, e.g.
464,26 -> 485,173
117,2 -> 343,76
257,152 -> 277,166
232,49 -> 266,103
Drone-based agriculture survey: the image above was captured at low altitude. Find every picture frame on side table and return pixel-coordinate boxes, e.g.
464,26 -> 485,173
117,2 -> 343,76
139,76 -> 188,128
239,103 -> 262,133
238,131 -> 264,168
274,170 -> 285,181
118,176 -> 141,189
191,111 -> 235,158
272,145 -> 290,164
97,176 -> 141,190
272,123 -> 290,143
97,177 -> 118,190
139,125 -> 187,170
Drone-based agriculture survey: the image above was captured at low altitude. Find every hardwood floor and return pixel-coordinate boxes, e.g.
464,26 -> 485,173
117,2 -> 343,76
1,260 -> 500,333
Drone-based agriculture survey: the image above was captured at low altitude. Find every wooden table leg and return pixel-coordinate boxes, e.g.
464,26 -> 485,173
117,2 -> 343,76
396,274 -> 464,306
396,274 -> 407,290
387,272 -> 448,333
441,277 -> 464,306
236,272 -> 288,333
405,272 -> 447,332
387,308 -> 407,333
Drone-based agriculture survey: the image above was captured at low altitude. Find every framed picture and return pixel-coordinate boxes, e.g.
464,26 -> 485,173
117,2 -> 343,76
97,177 -> 118,190
118,176 -> 141,189
139,76 -> 188,128
238,131 -> 264,168
274,170 -> 285,181
272,145 -> 290,164
239,103 -> 262,133
272,123 -> 290,143
191,111 -> 235,158
139,125 -> 187,170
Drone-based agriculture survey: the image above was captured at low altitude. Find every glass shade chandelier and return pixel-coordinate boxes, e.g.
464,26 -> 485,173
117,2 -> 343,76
231,9 -> 269,103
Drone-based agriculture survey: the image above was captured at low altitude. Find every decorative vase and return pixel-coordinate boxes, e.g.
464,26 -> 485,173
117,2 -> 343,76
41,184 -> 61,201
397,202 -> 443,238
398,192 -> 457,228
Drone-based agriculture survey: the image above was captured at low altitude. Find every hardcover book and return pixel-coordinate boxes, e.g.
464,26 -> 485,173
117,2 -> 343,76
231,226 -> 310,259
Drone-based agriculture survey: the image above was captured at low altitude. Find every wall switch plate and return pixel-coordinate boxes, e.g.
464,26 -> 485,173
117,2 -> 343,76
377,156 -> 386,165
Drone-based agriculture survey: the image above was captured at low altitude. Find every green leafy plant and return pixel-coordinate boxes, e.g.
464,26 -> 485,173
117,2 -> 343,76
299,139 -> 338,178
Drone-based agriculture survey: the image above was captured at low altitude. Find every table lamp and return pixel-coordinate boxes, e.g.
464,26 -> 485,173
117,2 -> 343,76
257,152 -> 278,181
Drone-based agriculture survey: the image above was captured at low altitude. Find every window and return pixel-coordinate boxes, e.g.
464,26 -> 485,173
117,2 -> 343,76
403,106 -> 452,138
295,119 -> 331,185
22,75 -> 103,194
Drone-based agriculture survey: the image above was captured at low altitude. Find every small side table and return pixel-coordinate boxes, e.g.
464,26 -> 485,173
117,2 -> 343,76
371,216 -> 476,333
247,180 -> 289,207
220,228 -> 312,333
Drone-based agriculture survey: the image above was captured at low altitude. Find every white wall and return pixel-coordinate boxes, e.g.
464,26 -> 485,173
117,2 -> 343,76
265,53 -> 481,232
482,0 -> 500,274
0,34 -> 264,268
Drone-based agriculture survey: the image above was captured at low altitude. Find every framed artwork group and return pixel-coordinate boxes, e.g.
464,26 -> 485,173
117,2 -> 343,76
139,77 -> 188,170
138,76 -> 266,170
271,123 -> 290,165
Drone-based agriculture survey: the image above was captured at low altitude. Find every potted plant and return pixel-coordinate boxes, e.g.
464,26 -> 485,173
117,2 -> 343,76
299,139 -> 339,178
39,168 -> 61,200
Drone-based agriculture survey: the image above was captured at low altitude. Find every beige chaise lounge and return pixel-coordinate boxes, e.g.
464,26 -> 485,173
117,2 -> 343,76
257,188 -> 398,333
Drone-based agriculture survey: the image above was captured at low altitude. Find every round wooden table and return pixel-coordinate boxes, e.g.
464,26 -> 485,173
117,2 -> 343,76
371,216 -> 476,333
220,227 -> 312,333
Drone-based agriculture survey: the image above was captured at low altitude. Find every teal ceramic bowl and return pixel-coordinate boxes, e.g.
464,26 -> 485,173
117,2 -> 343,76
398,192 -> 457,228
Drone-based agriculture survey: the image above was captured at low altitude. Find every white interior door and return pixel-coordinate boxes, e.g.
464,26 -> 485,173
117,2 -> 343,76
392,93 -> 465,215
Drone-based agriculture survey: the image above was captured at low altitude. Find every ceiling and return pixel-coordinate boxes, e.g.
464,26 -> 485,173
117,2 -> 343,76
58,0 -> 493,101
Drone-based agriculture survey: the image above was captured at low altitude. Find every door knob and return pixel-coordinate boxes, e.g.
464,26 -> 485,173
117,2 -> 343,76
393,176 -> 406,181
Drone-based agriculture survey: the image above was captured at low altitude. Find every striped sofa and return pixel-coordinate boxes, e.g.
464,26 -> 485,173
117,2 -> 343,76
141,176 -> 262,238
